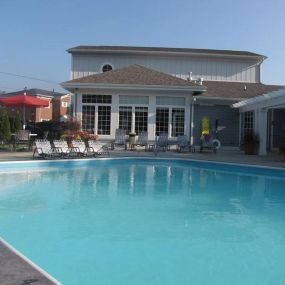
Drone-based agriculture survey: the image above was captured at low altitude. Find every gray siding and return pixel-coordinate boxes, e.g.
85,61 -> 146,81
72,54 -> 260,83
193,105 -> 240,146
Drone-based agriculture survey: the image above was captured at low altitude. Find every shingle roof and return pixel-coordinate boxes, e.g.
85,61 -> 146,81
0,88 -> 66,98
67,45 -> 264,58
63,64 -> 200,87
202,81 -> 283,100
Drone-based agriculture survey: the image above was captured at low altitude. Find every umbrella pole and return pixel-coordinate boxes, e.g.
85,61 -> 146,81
23,105 -> 26,130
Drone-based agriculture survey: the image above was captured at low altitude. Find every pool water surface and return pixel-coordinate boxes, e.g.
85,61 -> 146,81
0,159 -> 285,285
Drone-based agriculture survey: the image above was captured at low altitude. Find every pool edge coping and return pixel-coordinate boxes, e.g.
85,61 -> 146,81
0,156 -> 284,172
0,237 -> 62,285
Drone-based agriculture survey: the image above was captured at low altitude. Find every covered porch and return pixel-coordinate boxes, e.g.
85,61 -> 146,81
233,88 -> 285,155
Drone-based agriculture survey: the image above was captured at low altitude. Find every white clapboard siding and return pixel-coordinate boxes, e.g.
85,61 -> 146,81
71,54 -> 260,83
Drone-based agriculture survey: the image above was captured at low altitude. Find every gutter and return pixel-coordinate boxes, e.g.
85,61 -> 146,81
61,82 -> 207,93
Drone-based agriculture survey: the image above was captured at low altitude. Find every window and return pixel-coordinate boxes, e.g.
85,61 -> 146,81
102,64 -> 113,72
82,105 -> 95,133
242,111 -> 254,139
98,106 -> 111,135
135,107 -> 148,133
119,95 -> 149,105
172,108 -> 185,137
156,108 -> 169,135
156,96 -> 185,106
82,95 -> 112,104
119,106 -> 132,133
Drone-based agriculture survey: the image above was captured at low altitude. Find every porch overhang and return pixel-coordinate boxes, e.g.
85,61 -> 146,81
232,87 -> 285,112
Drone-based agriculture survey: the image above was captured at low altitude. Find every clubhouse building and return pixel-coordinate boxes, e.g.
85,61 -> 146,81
61,46 -> 284,154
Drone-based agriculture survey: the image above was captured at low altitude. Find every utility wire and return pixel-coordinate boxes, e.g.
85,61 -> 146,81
0,71 -> 60,84
0,85 -> 19,91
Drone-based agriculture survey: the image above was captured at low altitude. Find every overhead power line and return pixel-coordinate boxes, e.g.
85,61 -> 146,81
0,85 -> 19,91
0,71 -> 60,84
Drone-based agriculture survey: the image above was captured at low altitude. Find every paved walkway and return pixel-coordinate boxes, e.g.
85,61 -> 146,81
0,148 -> 284,168
0,240 -> 58,285
0,147 -> 284,285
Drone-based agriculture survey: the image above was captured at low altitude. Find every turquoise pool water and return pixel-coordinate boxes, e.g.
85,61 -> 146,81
0,159 -> 285,285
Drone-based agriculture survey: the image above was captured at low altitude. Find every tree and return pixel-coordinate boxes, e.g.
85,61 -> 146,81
0,111 -> 11,141
14,111 -> 22,131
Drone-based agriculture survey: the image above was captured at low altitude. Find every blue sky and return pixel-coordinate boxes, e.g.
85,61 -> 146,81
0,0 -> 284,93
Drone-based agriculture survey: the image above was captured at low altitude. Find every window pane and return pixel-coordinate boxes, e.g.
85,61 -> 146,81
156,96 -> 185,106
156,108 -> 169,135
172,108 -> 185,137
82,105 -> 95,133
135,107 -> 148,134
82,95 -> 112,104
98,106 -> 111,135
119,95 -> 149,105
119,106 -> 132,133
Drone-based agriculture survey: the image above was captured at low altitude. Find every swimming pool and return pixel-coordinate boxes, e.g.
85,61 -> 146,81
0,158 -> 285,285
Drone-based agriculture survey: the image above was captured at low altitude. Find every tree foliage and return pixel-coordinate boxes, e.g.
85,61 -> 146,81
0,111 -> 11,141
14,111 -> 22,131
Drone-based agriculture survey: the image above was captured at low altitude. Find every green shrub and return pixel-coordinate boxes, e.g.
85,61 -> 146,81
14,111 -> 22,131
0,111 -> 11,141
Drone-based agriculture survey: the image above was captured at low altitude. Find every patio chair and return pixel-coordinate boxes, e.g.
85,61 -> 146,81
111,129 -> 127,150
200,134 -> 220,154
155,132 -> 169,151
132,131 -> 148,151
53,139 -> 75,158
33,139 -> 62,159
13,130 -> 32,150
71,140 -> 88,157
87,140 -> 110,156
176,135 -> 191,152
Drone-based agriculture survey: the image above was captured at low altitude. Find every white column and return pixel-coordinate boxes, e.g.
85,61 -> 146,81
184,95 -> 191,139
257,108 -> 268,155
169,108 -> 172,138
76,93 -> 82,125
111,94 -> 119,139
190,97 -> 196,145
148,95 -> 156,140
131,106 -> 135,133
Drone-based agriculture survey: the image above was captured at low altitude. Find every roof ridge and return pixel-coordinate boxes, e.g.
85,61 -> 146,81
67,45 -> 264,57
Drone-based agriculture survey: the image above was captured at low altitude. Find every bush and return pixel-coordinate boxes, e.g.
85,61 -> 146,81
0,111 -> 11,141
14,111 -> 22,131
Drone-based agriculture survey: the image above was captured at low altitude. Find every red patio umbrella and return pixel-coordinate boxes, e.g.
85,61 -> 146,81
0,93 -> 49,129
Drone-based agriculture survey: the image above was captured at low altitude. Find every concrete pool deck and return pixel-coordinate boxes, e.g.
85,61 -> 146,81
0,147 -> 284,168
0,147 -> 284,284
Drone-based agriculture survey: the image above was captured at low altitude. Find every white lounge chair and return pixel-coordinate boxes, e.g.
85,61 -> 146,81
87,140 -> 110,156
53,140 -> 75,158
71,140 -> 88,157
33,139 -> 61,159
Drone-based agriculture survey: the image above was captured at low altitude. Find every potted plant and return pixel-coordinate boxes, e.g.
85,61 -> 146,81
243,132 -> 259,155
